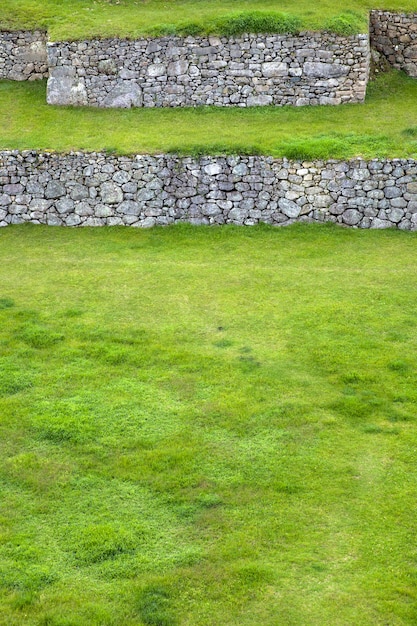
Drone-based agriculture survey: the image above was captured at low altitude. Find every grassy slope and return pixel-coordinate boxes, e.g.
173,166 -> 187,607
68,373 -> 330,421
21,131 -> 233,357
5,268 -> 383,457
1,71 -> 417,159
0,0 -> 417,40
1,224 -> 417,625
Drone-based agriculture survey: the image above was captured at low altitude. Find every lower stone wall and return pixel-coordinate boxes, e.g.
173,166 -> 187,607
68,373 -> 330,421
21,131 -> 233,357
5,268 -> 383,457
1,151 -> 417,229
370,10 -> 417,77
0,31 -> 48,80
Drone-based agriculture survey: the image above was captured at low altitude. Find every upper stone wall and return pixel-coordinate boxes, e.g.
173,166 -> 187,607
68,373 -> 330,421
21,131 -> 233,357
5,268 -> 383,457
46,33 -> 369,108
0,31 -> 48,80
370,10 -> 417,77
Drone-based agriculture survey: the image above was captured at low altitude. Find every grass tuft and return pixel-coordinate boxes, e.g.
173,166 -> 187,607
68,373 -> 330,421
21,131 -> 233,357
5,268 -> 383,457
136,584 -> 177,626
167,143 -> 263,157
15,322 -> 65,349
0,359 -> 33,396
149,12 -> 302,38
0,297 -> 15,309
402,126 -> 417,137
214,11 -> 302,36
323,11 -> 365,36
71,524 -> 138,565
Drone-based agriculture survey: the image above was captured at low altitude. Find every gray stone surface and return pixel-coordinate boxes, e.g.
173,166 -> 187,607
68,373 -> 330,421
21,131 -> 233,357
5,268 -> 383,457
47,66 -> 88,106
0,31 -> 48,80
1,151 -> 417,230
370,11 -> 417,78
303,61 -> 349,78
46,32 -> 369,108
3,16 -> 417,109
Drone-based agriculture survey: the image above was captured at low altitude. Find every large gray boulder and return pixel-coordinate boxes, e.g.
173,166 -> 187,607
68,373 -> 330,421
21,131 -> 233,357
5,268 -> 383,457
303,62 -> 349,78
47,66 -> 88,106
102,81 -> 143,108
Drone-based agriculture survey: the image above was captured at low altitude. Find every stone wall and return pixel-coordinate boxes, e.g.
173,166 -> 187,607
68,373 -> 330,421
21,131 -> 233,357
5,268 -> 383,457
1,151 -> 417,230
0,31 -> 48,80
4,14 -> 417,105
370,11 -> 417,77
46,33 -> 369,108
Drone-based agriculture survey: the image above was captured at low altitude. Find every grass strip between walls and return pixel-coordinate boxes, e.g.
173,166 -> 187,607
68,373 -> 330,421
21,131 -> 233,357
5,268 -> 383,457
0,71 -> 416,159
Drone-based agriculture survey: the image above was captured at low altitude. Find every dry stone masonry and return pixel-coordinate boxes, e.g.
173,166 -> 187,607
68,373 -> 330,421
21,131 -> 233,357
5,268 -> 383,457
0,31 -> 48,80
0,15 -> 417,230
2,11 -> 417,108
370,11 -> 417,77
46,33 -> 369,108
1,151 -> 417,230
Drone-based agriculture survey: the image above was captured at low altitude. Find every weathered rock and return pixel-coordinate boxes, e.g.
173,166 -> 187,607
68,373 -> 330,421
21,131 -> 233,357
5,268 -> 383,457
303,61 -> 349,78
98,59 -> 117,75
102,82 -> 142,108
261,62 -> 288,77
45,181 -> 66,199
66,213 -> 82,226
388,208 -> 405,222
246,95 -> 273,106
94,204 -> 113,218
342,209 -> 362,225
371,217 -> 393,229
70,183 -> 89,201
47,214 -> 63,226
147,63 -> 166,77
232,163 -> 248,176
228,207 -> 248,222
141,217 -> 156,228
0,194 -> 11,205
407,182 -> 417,194
167,60 -> 189,76
30,198 -> 52,211
118,200 -> 141,215
100,182 -> 123,204
384,186 -> 402,199
47,66 -> 88,106
75,202 -> 93,216
3,183 -> 24,194
56,198 -> 75,214
204,163 -> 222,176
278,198 -> 300,218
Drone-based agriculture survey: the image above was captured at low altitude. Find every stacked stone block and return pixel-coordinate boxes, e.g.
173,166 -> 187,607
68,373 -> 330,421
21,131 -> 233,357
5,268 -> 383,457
0,31 -> 48,80
370,11 -> 417,78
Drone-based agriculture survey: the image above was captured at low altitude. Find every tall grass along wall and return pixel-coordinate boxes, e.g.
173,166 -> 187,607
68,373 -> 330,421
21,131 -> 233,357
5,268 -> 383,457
1,151 -> 417,229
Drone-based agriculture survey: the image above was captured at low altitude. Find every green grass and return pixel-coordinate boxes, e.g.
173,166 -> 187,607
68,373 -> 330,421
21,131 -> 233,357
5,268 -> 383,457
1,223 -> 417,625
1,71 -> 417,159
0,0 -> 416,39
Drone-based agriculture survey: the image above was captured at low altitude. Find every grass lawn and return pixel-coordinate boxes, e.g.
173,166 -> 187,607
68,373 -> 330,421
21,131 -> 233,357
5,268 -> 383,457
1,71 -> 417,159
1,0 -> 417,40
1,223 -> 417,625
